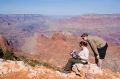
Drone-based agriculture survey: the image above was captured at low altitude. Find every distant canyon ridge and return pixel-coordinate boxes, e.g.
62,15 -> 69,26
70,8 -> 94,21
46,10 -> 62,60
0,14 -> 120,47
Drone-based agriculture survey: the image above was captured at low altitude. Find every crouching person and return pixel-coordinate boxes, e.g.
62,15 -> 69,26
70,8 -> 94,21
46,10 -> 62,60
64,41 -> 89,76
72,41 -> 89,76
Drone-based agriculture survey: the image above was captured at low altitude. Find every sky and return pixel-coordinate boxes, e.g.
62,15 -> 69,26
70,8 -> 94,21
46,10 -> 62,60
0,0 -> 120,15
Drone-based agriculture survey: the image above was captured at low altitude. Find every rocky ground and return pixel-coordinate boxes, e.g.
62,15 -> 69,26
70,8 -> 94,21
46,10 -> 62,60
0,59 -> 120,79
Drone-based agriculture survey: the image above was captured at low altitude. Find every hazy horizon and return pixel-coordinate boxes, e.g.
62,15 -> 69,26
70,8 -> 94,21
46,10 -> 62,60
0,13 -> 120,17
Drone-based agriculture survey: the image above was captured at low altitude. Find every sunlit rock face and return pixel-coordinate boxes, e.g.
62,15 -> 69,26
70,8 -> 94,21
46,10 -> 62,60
0,59 -> 120,79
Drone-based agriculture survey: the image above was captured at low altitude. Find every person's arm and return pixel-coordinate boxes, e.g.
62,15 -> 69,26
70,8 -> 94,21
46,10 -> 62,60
88,40 -> 99,56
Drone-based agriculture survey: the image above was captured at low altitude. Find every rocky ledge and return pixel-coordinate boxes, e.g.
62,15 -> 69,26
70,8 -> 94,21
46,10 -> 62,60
0,59 -> 120,79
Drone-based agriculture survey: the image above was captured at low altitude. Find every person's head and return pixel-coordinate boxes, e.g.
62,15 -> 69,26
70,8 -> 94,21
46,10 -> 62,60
81,33 -> 88,41
79,41 -> 88,48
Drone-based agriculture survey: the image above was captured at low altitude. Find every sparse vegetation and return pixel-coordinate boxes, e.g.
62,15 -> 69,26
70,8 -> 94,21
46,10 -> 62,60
20,58 -> 62,72
1,50 -> 62,72
2,50 -> 15,60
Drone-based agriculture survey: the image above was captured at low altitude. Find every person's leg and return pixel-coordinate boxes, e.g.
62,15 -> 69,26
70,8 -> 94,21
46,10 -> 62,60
64,58 -> 82,71
64,58 -> 73,71
95,57 -> 99,66
98,59 -> 103,69
97,43 -> 108,68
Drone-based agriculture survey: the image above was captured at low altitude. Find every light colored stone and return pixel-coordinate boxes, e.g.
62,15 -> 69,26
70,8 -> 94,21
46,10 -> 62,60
2,68 -> 8,74
0,59 -> 119,79
0,58 -> 4,62
88,64 -> 103,74
72,63 -> 84,75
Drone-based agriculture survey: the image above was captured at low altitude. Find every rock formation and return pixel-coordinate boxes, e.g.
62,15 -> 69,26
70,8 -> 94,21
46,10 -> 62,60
0,59 -> 120,79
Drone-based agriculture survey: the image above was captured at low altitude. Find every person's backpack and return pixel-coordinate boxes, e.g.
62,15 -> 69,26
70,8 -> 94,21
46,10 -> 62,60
70,50 -> 79,59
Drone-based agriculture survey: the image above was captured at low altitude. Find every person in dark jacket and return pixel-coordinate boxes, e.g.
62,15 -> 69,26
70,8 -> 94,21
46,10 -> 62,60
81,33 -> 108,69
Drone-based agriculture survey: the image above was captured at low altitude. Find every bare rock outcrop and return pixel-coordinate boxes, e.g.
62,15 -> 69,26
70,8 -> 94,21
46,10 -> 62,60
0,59 -> 120,79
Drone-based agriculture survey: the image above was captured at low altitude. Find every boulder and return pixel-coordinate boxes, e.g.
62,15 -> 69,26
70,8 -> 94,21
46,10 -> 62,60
88,64 -> 103,74
72,63 -> 103,76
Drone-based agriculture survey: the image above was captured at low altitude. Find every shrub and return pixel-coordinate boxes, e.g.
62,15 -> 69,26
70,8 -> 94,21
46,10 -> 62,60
15,55 -> 27,61
3,50 -> 14,60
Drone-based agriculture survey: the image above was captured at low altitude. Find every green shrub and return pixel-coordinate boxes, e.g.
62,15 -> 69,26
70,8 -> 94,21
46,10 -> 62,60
15,55 -> 27,61
3,50 -> 14,60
